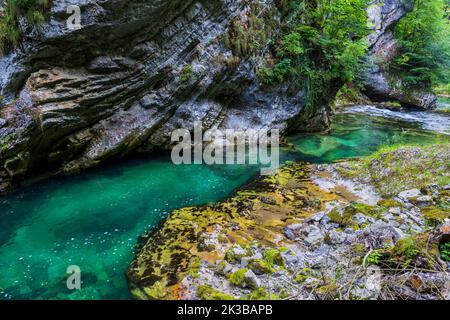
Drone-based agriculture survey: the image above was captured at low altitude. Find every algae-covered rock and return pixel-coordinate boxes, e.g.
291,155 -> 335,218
126,162 -> 334,299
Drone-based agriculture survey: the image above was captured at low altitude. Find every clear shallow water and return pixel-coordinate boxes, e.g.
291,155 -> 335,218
0,107 -> 449,300
289,105 -> 450,162
437,97 -> 450,111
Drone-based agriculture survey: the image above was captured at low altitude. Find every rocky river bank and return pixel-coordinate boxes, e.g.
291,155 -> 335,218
127,143 -> 450,300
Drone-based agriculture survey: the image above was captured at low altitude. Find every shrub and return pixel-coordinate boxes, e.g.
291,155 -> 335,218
257,0 -> 370,110
440,242 -> 450,262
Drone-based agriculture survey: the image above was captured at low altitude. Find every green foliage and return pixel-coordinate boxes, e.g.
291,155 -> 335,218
248,258 -> 275,274
440,242 -> 450,262
246,288 -> 277,300
258,0 -> 370,111
0,0 -> 52,55
263,248 -> 284,267
228,268 -> 248,287
393,237 -> 420,260
421,206 -> 450,226
434,83 -> 450,95
366,250 -> 383,266
224,3 -> 277,57
179,65 -> 196,84
393,0 -> 450,88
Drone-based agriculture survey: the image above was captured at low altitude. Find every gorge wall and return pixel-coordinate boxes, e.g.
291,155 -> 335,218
365,0 -> 437,109
0,0 -> 421,192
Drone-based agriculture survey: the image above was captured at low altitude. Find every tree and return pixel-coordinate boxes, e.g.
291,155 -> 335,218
393,0 -> 450,88
259,0 -> 370,108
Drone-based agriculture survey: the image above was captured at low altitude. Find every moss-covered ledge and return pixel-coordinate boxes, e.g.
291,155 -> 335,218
126,162 -> 336,300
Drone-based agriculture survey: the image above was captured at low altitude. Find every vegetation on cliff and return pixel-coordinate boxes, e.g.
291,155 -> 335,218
393,0 -> 450,90
0,0 -> 52,55
257,0 -> 370,109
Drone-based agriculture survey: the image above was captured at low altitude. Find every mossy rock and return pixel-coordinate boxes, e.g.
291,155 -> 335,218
377,199 -> 404,208
295,267 -> 318,284
421,206 -> 450,226
328,203 -> 380,228
224,245 -> 252,264
315,283 -> 339,299
375,233 -> 441,269
248,258 -> 275,275
263,248 -> 285,268
228,268 -> 248,288
127,162 -> 333,299
246,288 -> 278,300
196,285 -> 235,300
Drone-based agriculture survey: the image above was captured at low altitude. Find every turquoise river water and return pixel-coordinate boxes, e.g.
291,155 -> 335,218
0,106 -> 449,299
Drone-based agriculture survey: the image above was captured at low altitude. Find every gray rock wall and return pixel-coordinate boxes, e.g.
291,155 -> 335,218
0,0 -> 413,192
365,0 -> 437,109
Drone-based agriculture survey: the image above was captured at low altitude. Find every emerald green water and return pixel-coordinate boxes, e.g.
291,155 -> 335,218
0,107 -> 449,300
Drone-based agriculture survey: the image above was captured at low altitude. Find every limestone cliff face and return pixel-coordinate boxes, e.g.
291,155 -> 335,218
0,0 -> 411,192
0,0 -> 300,192
365,0 -> 437,109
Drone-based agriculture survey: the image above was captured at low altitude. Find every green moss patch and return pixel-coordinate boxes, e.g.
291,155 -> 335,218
421,206 -> 450,226
228,268 -> 248,288
196,285 -> 235,300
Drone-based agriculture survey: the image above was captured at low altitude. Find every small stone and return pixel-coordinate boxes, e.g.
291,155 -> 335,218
244,270 -> 261,289
353,213 -> 367,226
411,195 -> 433,206
304,226 -> 324,246
283,227 -> 296,240
390,227 -> 406,241
240,257 -> 251,268
283,223 -> 303,240
344,228 -> 354,234
398,189 -> 421,201
328,230 -> 346,244
281,251 -> 298,267
388,207 -> 401,215
215,261 -> 232,275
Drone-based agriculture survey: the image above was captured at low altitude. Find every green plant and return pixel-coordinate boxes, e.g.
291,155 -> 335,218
263,248 -> 284,267
440,242 -> 450,262
179,65 -> 196,84
248,258 -> 275,274
0,0 -> 52,55
224,2 -> 277,57
228,268 -> 248,287
365,250 -> 383,266
394,237 -> 420,260
246,288 -> 277,300
196,285 -> 235,300
259,0 -> 370,111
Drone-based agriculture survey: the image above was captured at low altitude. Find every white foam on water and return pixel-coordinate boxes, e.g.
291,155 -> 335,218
343,105 -> 450,135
